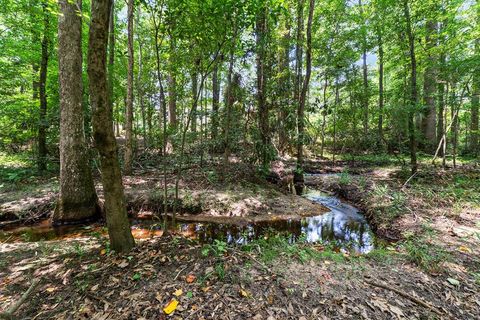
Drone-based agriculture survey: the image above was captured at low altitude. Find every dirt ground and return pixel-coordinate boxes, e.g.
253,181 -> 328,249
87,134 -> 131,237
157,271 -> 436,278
1,158 -> 480,319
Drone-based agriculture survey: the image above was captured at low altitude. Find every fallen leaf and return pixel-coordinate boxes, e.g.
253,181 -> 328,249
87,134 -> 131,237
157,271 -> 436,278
174,289 -> 183,297
186,274 -> 196,283
240,289 -> 251,298
447,278 -> 460,286
457,246 -> 472,254
155,292 -> 162,302
163,299 -> 179,315
91,284 -> 99,292
100,249 -> 106,255
45,287 -> 56,293
118,260 -> 129,268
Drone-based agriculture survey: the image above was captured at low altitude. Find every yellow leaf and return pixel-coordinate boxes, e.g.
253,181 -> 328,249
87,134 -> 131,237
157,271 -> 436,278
174,289 -> 183,297
458,246 -> 472,253
240,289 -> 250,298
45,287 -> 55,293
163,299 -> 179,315
100,249 -> 106,255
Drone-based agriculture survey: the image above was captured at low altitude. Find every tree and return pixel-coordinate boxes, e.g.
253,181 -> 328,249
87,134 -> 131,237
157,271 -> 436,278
421,19 -> 438,152
296,0 -> 314,185
403,0 -> 417,174
256,3 -> 269,166
54,0 -> 100,224
124,0 -> 134,175
88,0 -> 135,253
37,0 -> 49,172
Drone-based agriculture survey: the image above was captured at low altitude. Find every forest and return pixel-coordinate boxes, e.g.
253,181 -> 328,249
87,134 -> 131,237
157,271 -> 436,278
0,0 -> 479,318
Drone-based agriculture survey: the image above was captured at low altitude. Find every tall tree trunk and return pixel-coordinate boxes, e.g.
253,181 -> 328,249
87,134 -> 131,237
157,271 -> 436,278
294,0 -> 305,106
256,5 -> 269,166
191,71 -> 198,133
403,0 -> 418,174
278,16 -> 291,155
377,30 -> 384,144
38,1 -> 49,172
470,5 -> 479,155
137,33 -> 146,148
296,0 -> 314,184
422,20 -> 437,153
168,36 -> 177,128
223,41 -> 235,167
108,1 -> 115,113
54,0 -> 100,224
88,0 -> 134,253
359,0 -> 368,137
124,0 -> 134,175
211,62 -> 220,141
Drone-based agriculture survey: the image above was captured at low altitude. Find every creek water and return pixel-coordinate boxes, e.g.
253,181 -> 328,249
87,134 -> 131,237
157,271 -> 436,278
0,189 -> 374,253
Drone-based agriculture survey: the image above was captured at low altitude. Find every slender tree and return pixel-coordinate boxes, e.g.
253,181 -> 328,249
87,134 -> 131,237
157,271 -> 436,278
403,0 -> 418,174
124,0 -> 134,174
296,0 -> 314,184
422,20 -> 437,152
38,1 -> 49,172
88,0 -> 135,253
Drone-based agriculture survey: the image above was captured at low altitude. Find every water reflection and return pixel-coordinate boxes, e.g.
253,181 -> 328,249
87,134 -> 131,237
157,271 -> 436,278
1,190 -> 374,253
172,190 -> 374,253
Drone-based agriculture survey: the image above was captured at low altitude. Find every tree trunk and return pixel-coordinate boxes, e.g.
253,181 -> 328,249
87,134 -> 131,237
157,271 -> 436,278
38,1 -> 49,172
168,37 -> 177,129
54,0 -> 100,224
296,0 -> 314,184
88,0 -> 134,253
124,0 -> 134,175
294,0 -> 304,106
108,0 -> 115,116
470,7 -> 479,155
278,15 -> 291,155
421,20 -> 437,153
359,0 -> 368,137
378,31 -> 384,144
211,62 -> 220,141
191,71 -> 198,133
256,5 -> 269,166
403,0 -> 418,174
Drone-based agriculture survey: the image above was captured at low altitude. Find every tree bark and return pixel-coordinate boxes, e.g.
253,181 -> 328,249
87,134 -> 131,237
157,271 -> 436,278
403,0 -> 418,174
88,0 -> 135,253
168,34 -> 177,129
470,4 -> 479,155
191,71 -> 198,133
359,0 -> 368,137
377,30 -> 384,144
124,0 -> 134,175
256,5 -> 269,166
294,0 -> 305,106
38,1 -> 49,172
211,62 -> 220,140
278,16 -> 291,155
54,0 -> 100,224
296,0 -> 314,183
421,20 -> 437,153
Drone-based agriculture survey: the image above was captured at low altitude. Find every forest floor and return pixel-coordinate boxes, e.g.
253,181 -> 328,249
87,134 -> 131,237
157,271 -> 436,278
1,152 -> 480,319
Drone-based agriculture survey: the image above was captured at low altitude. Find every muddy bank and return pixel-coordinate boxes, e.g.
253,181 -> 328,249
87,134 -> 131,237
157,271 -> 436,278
1,164 -> 329,229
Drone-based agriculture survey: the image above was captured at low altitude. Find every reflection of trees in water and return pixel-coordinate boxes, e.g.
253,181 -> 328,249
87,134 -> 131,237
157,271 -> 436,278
174,201 -> 374,253
301,211 -> 373,253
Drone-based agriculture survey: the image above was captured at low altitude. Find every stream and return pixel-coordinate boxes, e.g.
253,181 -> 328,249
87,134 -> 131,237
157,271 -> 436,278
0,189 -> 374,253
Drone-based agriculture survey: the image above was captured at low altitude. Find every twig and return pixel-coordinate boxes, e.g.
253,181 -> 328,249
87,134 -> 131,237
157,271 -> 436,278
364,279 -> 443,316
173,266 -> 188,280
0,279 -> 40,319
401,171 -> 418,189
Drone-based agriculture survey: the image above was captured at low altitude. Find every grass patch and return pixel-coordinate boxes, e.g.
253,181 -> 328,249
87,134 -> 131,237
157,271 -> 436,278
402,238 -> 449,273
